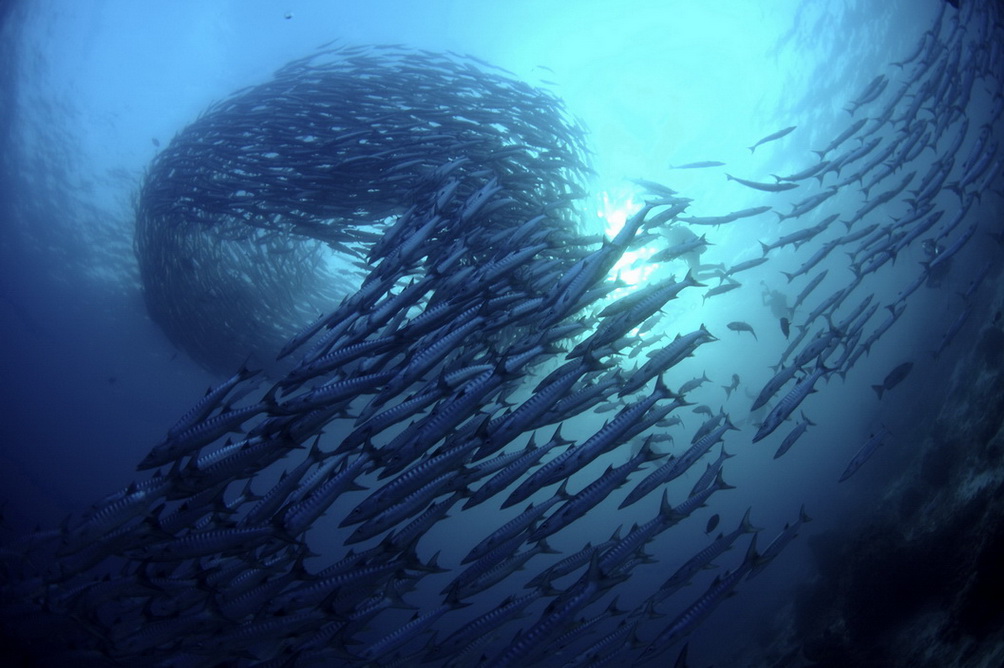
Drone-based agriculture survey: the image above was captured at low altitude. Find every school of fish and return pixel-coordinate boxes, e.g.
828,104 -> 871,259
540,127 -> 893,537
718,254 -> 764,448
1,1 -> 1002,665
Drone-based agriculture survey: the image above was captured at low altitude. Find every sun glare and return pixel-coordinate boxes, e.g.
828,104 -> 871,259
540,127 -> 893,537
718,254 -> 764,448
598,191 -> 658,291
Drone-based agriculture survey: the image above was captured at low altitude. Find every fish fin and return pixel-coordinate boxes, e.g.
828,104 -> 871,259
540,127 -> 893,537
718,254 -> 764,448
536,538 -> 560,555
739,507 -> 761,533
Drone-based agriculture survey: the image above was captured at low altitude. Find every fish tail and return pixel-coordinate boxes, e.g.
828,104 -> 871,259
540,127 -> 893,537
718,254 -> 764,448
739,507 -> 760,533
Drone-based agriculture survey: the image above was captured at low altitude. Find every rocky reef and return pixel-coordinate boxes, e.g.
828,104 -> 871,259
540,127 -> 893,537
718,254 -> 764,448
775,278 -> 1004,667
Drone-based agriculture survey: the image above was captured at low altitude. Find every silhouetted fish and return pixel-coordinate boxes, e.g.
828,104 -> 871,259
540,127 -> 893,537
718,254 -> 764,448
872,362 -> 913,399
705,514 -> 720,534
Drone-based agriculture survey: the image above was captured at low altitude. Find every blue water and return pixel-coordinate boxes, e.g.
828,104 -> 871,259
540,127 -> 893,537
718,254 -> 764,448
1,0 -> 1001,665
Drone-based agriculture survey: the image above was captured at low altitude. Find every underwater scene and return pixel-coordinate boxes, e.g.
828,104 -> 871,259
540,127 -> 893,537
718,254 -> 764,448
1,0 -> 1003,666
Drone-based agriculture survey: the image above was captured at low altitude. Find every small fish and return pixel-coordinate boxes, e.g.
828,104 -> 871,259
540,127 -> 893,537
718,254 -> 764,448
748,125 -> 797,153
772,160 -> 831,183
722,374 -> 740,399
773,412 -> 815,459
630,178 -> 678,197
703,281 -> 741,303
669,161 -> 726,170
727,321 -> 757,341
872,362 -> 913,399
651,234 -> 712,263
780,317 -> 791,339
726,174 -> 800,193
678,373 -> 711,395
752,360 -> 830,443
839,426 -> 892,482
748,507 -> 810,578
812,118 -> 867,159
679,206 -> 772,227
845,75 -> 887,115
705,514 -> 720,534
723,256 -> 770,277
